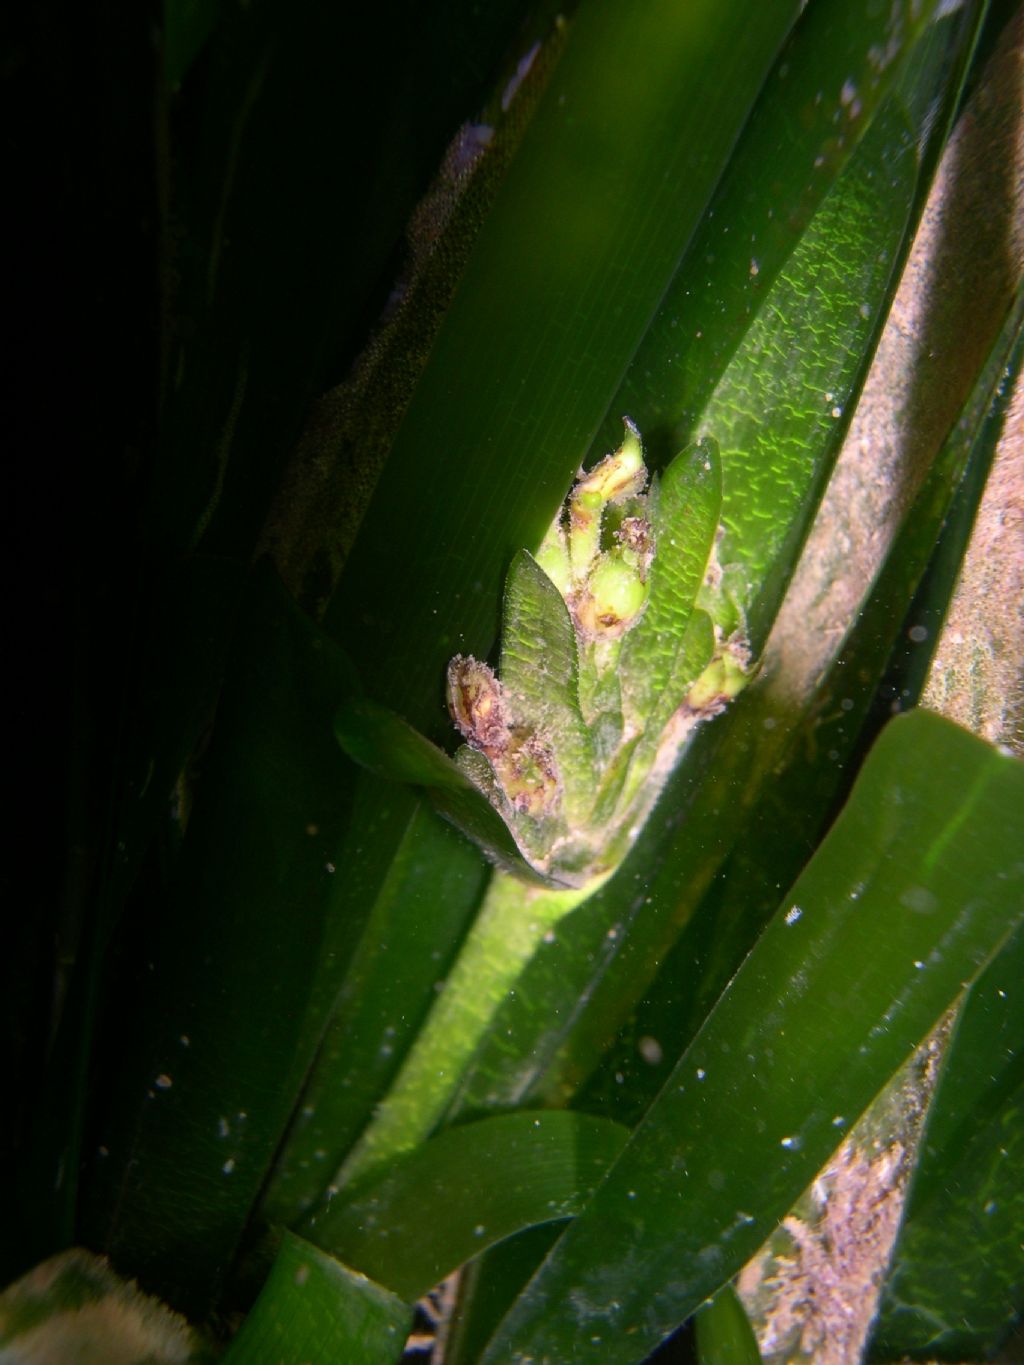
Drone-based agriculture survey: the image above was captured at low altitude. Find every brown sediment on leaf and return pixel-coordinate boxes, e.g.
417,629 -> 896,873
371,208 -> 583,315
255,18 -> 570,617
922,363 -> 1024,753
446,655 -> 510,756
763,17 -> 1024,710
616,515 -> 655,573
737,1015 -> 954,1365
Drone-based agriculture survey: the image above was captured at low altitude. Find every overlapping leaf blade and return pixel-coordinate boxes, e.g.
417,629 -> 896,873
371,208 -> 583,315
619,439 -> 721,733
500,550 -> 593,822
261,0 -> 809,1225
260,800 -> 489,1228
326,0 -> 806,743
591,0 -> 957,469
37,1 -> 1017,1359
306,1111 -> 629,1302
78,570 -> 382,1313
870,916 -> 1024,1358
444,17 -> 958,1126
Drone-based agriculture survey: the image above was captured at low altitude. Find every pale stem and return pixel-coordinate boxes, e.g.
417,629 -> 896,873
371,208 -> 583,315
329,869 -> 602,1196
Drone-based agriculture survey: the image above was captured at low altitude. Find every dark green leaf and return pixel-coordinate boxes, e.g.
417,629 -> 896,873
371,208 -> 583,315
259,800 -> 489,1227
481,711 -> 1024,1363
163,0 -> 222,90
335,698 -> 463,790
79,569 -> 376,1315
619,439 -> 721,734
152,0 -> 540,563
448,11 -> 980,1124
595,0 -> 953,465
697,1285 -> 764,1365
327,0 -> 806,742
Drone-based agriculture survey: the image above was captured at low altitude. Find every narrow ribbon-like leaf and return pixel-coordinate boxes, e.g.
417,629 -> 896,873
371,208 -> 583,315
872,920 -> 1024,1358
697,1285 -> 764,1365
445,19 -> 975,1122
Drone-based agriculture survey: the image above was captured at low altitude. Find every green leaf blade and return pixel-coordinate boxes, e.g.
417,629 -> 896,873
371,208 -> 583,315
480,712 -> 1024,1363
620,437 -> 722,732
307,1112 -> 629,1303
448,17 -> 980,1125
697,1285 -> 764,1365
596,0 -> 952,463
500,550 -> 594,820
222,1233 -> 410,1365
872,921 -> 1024,1358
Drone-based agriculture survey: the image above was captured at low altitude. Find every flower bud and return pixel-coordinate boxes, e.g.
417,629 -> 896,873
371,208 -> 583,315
574,554 -> 649,639
615,515 -> 654,575
575,418 -> 646,503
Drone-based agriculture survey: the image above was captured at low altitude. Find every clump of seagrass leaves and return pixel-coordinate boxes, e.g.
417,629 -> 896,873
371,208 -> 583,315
336,421 -> 752,890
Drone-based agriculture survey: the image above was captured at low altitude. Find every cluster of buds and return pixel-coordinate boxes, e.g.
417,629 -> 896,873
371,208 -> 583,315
537,418 -> 655,642
441,420 -> 752,886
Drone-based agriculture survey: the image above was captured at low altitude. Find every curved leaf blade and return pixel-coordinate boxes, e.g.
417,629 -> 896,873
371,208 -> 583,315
446,14 -> 976,1123
501,550 -> 593,822
481,711 -> 1024,1363
222,1233 -> 410,1365
328,0 -> 805,742
697,1285 -> 764,1365
334,697 -> 545,883
306,1111 -> 629,1303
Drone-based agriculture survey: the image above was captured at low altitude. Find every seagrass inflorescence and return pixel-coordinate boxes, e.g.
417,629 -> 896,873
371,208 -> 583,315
444,419 -> 751,889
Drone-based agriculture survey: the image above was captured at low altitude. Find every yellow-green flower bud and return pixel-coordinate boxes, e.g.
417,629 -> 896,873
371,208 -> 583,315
574,554 -> 649,639
575,418 -> 646,503
687,647 -> 750,712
